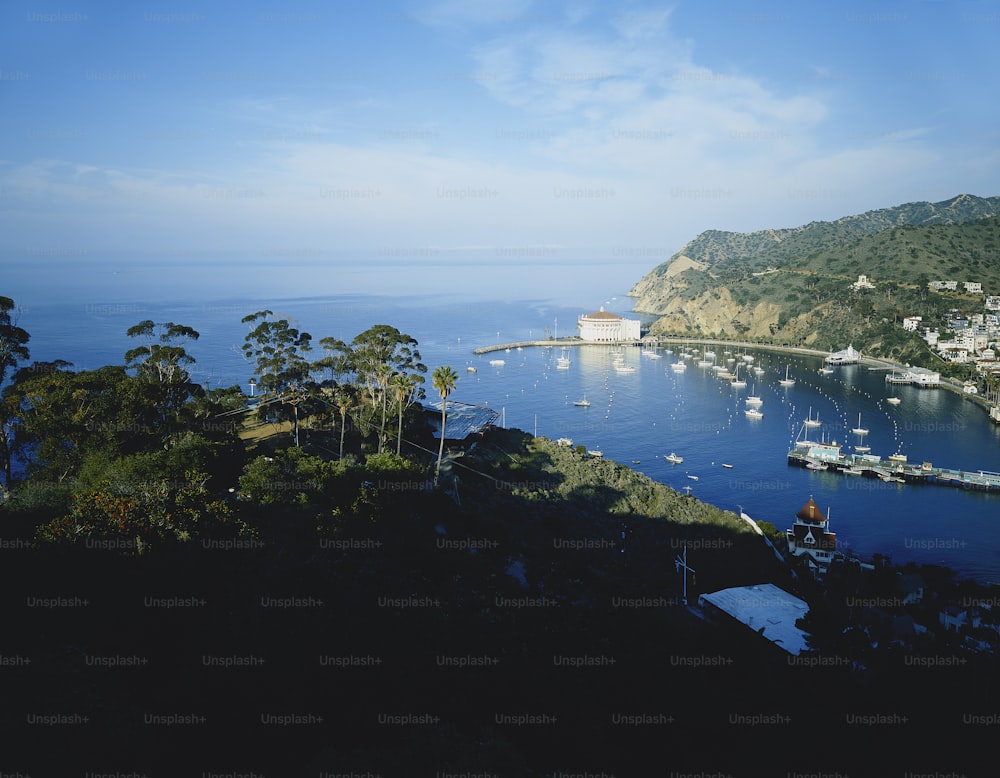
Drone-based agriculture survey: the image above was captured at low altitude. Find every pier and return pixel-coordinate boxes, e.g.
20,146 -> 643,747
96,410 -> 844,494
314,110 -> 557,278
787,447 -> 1000,492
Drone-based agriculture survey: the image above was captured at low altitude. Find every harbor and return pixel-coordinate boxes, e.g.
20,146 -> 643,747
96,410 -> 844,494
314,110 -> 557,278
788,430 -> 1000,491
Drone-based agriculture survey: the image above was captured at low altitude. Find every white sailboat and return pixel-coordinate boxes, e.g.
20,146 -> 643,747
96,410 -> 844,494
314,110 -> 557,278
779,365 -> 795,387
730,363 -> 747,388
851,412 -> 870,452
803,406 -> 822,427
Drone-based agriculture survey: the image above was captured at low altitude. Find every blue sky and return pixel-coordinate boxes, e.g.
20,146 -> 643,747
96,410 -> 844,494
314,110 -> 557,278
2,0 -> 999,266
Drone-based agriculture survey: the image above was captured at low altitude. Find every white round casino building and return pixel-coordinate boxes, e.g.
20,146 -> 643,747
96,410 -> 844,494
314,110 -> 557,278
577,307 -> 642,342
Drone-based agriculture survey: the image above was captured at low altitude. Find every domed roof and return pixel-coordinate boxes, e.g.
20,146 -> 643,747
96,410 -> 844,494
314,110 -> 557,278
796,497 -> 826,523
581,305 -> 622,320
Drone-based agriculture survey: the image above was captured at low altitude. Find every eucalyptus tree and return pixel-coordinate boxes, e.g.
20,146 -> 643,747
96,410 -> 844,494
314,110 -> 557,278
432,365 -> 458,482
124,320 -> 202,436
240,310 -> 313,396
348,325 -> 426,453
240,310 -> 315,443
0,296 -> 30,487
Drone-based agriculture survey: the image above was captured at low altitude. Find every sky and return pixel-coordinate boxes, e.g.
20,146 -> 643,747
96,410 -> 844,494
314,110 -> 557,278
2,0 -> 999,272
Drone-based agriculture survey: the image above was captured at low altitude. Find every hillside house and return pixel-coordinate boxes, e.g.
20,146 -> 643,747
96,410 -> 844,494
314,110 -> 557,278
965,282 -> 983,294
902,316 -> 922,332
852,274 -> 875,290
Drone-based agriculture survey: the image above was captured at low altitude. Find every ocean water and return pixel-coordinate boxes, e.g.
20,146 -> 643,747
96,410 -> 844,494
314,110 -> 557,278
6,257 -> 1000,583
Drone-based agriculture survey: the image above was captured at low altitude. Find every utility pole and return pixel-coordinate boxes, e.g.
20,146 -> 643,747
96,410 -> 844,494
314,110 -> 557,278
675,545 -> 696,606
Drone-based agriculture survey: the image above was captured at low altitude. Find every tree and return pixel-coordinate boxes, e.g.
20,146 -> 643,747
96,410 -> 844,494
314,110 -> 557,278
348,325 -> 426,453
241,311 -> 313,441
8,365 -> 147,483
335,385 -> 357,461
240,310 -> 313,397
432,365 -> 458,483
0,296 -> 30,486
389,372 -> 424,456
124,320 -> 202,438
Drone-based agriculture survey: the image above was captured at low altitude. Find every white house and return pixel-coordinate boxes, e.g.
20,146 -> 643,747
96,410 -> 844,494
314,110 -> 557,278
852,274 -> 875,290
964,282 -> 983,294
577,307 -> 642,342
902,316 -> 922,332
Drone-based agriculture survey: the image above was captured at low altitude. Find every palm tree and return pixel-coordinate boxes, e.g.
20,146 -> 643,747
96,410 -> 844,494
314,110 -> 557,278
389,372 -> 420,456
432,365 -> 458,483
335,386 -> 354,461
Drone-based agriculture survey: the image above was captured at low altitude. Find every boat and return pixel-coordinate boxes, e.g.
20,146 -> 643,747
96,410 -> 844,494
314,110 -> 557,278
805,460 -> 828,471
489,359 -> 505,366
744,408 -> 763,419
665,452 -> 684,464
722,463 -> 734,469
588,450 -> 603,458
556,349 -> 570,369
615,364 -> 636,374
851,413 -> 870,452
730,363 -> 747,388
803,407 -> 822,427
888,452 -> 908,463
778,365 -> 795,387
466,366 -> 477,373
887,396 -> 901,405
745,386 -> 763,405
670,362 -> 687,373
573,396 -> 591,407
818,366 -> 834,375
686,473 -> 699,481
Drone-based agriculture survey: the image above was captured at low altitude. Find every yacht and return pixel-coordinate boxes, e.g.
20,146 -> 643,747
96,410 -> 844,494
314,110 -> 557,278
778,365 -> 796,387
744,408 -> 763,419
573,396 -> 591,407
665,452 -> 684,464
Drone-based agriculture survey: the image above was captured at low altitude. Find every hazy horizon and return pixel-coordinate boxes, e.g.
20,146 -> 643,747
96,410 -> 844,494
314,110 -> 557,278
2,1 -> 998,280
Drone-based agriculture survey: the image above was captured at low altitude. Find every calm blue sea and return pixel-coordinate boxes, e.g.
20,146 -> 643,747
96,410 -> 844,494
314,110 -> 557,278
6,256 -> 1000,583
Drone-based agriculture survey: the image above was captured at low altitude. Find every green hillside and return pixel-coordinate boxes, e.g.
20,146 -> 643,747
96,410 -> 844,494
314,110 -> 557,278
628,194 -> 1000,362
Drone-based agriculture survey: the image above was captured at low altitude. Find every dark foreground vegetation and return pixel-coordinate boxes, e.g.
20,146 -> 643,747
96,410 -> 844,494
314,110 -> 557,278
1,296 -> 997,775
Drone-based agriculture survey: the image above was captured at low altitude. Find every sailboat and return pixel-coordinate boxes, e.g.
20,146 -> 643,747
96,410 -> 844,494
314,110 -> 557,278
779,365 -> 795,387
745,384 -> 763,406
803,406 -> 821,427
730,363 -> 747,388
573,395 -> 591,407
851,412 -> 870,452
556,348 -> 570,370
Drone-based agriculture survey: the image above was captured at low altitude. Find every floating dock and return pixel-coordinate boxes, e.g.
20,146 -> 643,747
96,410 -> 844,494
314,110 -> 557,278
787,441 -> 1000,492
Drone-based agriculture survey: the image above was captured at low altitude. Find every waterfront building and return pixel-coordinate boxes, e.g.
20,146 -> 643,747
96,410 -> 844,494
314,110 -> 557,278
825,344 -> 861,365
785,497 -> 837,574
577,307 -> 642,342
